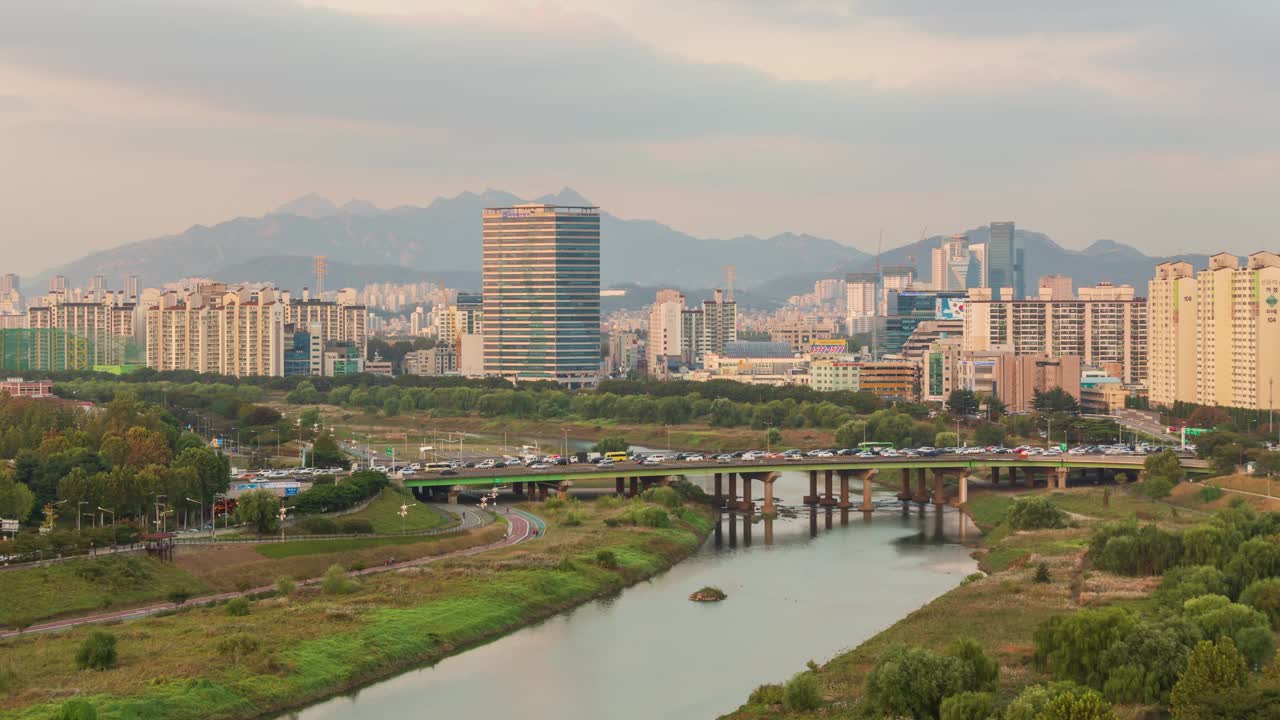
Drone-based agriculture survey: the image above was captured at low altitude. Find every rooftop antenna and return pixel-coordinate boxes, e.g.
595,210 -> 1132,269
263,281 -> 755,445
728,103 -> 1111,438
313,256 -> 328,297
726,265 -> 736,302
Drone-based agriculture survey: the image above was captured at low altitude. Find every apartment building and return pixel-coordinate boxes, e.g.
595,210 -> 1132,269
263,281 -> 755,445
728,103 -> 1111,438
145,284 -> 285,376
26,289 -> 137,368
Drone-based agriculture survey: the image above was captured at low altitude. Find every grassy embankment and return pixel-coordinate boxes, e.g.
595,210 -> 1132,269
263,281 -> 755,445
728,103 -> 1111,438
334,487 -> 453,534
0,494 -> 714,720
722,485 -> 1201,720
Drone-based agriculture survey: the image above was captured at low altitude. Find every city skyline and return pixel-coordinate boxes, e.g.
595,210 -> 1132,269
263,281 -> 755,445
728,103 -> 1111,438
5,2 -> 1280,274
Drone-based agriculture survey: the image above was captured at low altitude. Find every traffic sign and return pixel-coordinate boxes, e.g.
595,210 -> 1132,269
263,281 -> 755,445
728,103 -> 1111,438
385,447 -> 394,457
0,519 -> 17,532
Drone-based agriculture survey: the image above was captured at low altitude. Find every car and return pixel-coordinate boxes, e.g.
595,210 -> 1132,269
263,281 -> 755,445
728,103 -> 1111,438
741,450 -> 766,461
596,459 -> 616,468
476,459 -> 496,469
715,454 -> 734,463
528,463 -> 551,470
641,456 -> 665,465
439,468 -> 458,476
684,454 -> 705,462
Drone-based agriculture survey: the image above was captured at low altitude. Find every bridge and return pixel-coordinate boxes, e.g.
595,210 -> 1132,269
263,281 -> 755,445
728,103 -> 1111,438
405,453 -> 1211,510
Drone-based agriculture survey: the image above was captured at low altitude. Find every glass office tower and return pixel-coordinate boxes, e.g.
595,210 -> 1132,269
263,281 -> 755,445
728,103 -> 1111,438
482,204 -> 601,387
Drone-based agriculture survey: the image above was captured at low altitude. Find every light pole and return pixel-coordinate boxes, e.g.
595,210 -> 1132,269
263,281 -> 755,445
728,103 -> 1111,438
956,417 -> 962,448
186,497 -> 204,534
97,506 -> 115,528
77,501 -> 87,532
398,502 -> 416,534
764,422 -> 772,454
153,493 -> 168,534
277,505 -> 289,542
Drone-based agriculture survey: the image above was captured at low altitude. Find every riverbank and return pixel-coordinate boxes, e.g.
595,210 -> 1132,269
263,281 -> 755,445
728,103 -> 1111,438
721,485 -> 1200,719
0,493 -> 714,720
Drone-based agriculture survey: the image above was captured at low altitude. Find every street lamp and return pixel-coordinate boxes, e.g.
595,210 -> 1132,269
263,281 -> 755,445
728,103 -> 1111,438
764,422 -> 772,454
398,502 -> 416,534
277,505 -> 289,542
186,497 -> 204,535
96,506 -> 115,527
77,501 -> 87,532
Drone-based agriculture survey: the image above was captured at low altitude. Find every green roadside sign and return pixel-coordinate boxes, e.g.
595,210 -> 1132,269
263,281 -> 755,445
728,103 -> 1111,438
385,447 -> 394,457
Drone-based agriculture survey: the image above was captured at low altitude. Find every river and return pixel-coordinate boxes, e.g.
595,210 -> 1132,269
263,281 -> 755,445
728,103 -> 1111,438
281,471 -> 978,720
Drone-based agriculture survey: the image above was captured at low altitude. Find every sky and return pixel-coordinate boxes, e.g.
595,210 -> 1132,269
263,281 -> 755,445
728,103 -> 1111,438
3,0 -> 1278,275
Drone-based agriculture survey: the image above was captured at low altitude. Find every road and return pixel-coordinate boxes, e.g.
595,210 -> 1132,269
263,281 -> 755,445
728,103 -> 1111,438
1113,408 -> 1179,443
0,509 -> 540,639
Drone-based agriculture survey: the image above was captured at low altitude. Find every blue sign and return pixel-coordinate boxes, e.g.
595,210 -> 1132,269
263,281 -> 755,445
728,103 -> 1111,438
285,487 -> 299,497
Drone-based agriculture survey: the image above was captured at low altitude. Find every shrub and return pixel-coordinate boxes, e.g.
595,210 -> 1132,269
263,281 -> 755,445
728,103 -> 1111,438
782,671 -> 821,711
58,700 -> 97,720
1007,496 -> 1067,530
947,637 -> 999,692
338,518 -> 373,535
1170,637 -> 1249,719
321,564 -> 356,594
1034,562 -> 1052,584
1143,476 -> 1174,499
1200,485 -> 1225,503
940,691 -> 996,720
865,645 -> 964,719
561,511 -> 584,527
300,517 -> 339,535
1037,687 -> 1117,720
276,576 -> 296,596
642,486 -> 683,509
602,517 -> 622,528
225,597 -> 250,616
960,572 -> 985,586
1240,577 -> 1280,629
748,683 -> 784,706
75,631 -> 118,671
543,497 -> 565,510
595,495 -> 621,509
166,590 -> 192,606
1088,520 -> 1183,576
1156,565 -> 1229,606
595,549 -> 619,568
215,633 -> 260,664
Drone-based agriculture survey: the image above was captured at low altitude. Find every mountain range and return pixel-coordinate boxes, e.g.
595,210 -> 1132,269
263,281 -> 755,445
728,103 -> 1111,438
32,188 -> 1215,306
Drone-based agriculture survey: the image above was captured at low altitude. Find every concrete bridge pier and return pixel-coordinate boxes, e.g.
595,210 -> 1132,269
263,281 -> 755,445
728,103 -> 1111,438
760,473 -> 778,516
728,473 -> 739,509
764,514 -> 774,545
859,469 -> 877,514
821,469 -> 837,506
958,474 -> 970,505
990,467 -> 1001,485
1007,466 -> 1017,486
1055,467 -> 1068,490
615,477 -> 625,497
804,470 -> 820,505
899,468 -> 912,501
513,481 -> 524,495
914,468 -> 929,504
713,473 -> 723,508
629,477 -> 639,498
824,506 -> 833,530
526,482 -> 538,501
809,505 -> 818,537
740,475 -> 754,512
932,469 -> 946,508
557,481 -> 573,500
538,484 -> 549,501
837,471 -> 852,526
448,485 -> 461,505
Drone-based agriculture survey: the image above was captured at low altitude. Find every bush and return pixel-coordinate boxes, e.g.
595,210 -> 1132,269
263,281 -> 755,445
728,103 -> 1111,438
1143,476 -> 1174,499
561,511 -> 584,527
947,637 -> 999,692
595,495 -> 621,509
75,631 -> 118,671
58,700 -> 97,720
1200,485 -> 1225,503
940,691 -> 996,720
299,517 -> 339,535
225,597 -> 250,616
1088,520 -> 1183,576
1156,565 -> 1230,607
782,671 -> 821,711
748,683 -> 784,706
865,645 -> 964,719
1034,562 -> 1052,584
276,576 -> 296,596
321,564 -> 356,594
215,633 -> 260,664
543,496 -> 565,510
960,572 -> 985,586
641,486 -> 683,509
166,590 -> 192,605
595,549 -> 619,568
1007,496 -> 1067,530
1038,687 -> 1117,720
338,518 -> 373,535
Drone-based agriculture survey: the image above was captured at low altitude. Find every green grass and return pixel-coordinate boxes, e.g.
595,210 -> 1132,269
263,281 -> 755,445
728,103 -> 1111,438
253,532 -> 467,559
0,555 -> 209,629
981,532 -> 1090,573
966,495 -> 1014,530
335,488 -> 453,534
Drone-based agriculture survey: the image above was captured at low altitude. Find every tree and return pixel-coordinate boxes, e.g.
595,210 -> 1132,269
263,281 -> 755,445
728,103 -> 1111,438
1239,578 -> 1280,630
1188,406 -> 1232,431
947,637 -> 999,692
75,630 -> 118,671
865,645 -> 964,719
936,431 -> 959,448
978,392 -> 1006,419
947,390 -> 980,416
972,423 -> 1007,447
1146,449 -> 1184,485
1033,387 -> 1080,414
235,489 -> 280,534
172,446 -> 230,502
591,435 -> 628,454
834,420 -> 867,448
765,426 -> 782,447
1008,496 -> 1067,530
0,472 -> 35,522
1038,688 -> 1118,720
1170,638 -> 1249,720
310,432 -> 348,469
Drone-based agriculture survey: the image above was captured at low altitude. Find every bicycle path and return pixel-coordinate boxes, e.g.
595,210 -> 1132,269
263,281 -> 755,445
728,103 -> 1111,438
0,508 -> 541,640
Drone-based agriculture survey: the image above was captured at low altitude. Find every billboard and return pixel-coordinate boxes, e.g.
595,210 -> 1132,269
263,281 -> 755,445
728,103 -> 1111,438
809,339 -> 849,355
936,297 -> 967,320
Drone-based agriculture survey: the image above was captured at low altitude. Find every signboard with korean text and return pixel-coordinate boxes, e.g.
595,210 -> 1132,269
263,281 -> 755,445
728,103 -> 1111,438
809,339 -> 849,355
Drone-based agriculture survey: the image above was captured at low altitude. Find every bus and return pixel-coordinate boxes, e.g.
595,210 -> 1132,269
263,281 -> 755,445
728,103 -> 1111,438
604,451 -> 630,463
857,442 -> 894,452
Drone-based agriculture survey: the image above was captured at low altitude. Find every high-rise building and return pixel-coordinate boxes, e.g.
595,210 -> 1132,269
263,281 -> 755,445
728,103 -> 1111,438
124,275 -> 139,302
697,289 -> 737,360
482,204 -> 600,386
968,243 -> 988,289
280,290 -> 367,356
931,235 -> 972,291
433,293 -> 483,350
882,290 -> 966,356
986,221 -> 1024,299
1148,253 -> 1280,410
845,273 -> 878,334
27,288 -> 137,367
647,289 -> 686,376
145,284 -> 284,376
409,307 -> 426,337
0,274 -> 18,294
880,266 -> 916,316
1037,274 -> 1073,301
963,284 -> 1147,384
